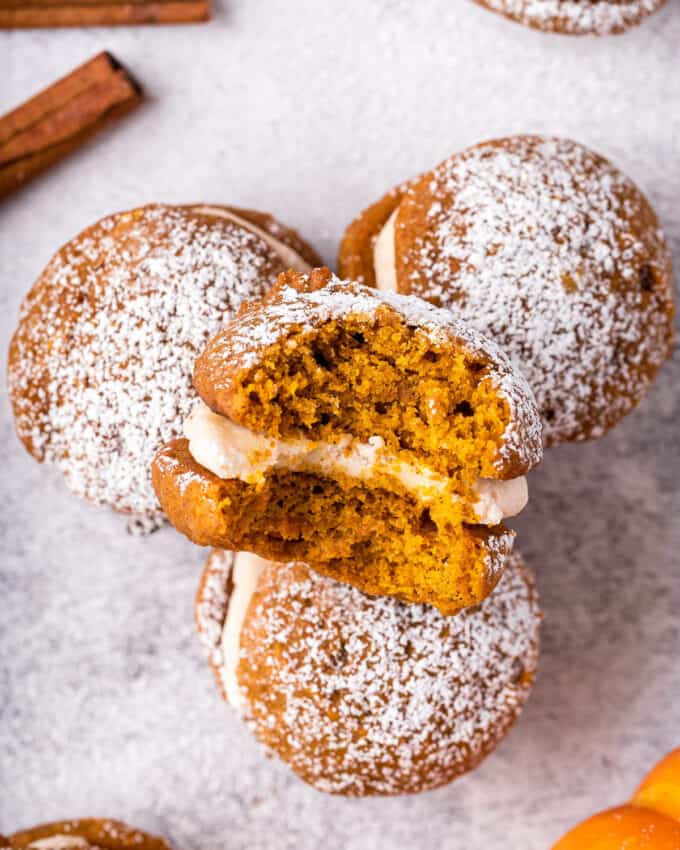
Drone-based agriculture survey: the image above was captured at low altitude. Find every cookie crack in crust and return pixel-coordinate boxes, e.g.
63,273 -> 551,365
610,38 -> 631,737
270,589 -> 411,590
153,269 -> 542,613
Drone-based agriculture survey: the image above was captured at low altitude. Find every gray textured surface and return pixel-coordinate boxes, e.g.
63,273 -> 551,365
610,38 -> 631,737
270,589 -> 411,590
1,1 -> 679,847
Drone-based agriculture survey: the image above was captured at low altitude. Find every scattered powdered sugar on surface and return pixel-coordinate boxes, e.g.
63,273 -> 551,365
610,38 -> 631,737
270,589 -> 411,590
399,136 -> 673,443
198,551 -> 540,796
479,0 -> 666,34
210,275 -> 543,471
8,206 -> 286,519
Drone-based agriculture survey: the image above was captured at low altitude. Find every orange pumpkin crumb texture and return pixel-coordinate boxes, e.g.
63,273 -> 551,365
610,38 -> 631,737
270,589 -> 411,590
152,269 -> 542,615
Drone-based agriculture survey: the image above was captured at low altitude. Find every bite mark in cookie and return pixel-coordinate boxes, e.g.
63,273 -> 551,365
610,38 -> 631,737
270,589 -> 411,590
154,267 -> 542,613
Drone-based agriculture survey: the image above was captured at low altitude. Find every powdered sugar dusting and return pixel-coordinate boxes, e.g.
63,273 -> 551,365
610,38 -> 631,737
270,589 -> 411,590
198,550 -> 540,796
477,0 -> 666,34
485,526 -> 517,584
10,819 -> 165,850
398,136 -> 673,443
8,206 -> 288,519
196,549 -> 235,671
205,275 -> 543,471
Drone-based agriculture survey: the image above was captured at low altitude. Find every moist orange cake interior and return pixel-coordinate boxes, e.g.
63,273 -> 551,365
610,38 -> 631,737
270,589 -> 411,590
225,312 -> 511,486
187,308 -> 520,612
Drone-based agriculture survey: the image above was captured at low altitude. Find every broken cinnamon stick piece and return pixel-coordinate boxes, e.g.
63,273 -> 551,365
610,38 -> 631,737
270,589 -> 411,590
0,0 -> 210,27
0,51 -> 141,200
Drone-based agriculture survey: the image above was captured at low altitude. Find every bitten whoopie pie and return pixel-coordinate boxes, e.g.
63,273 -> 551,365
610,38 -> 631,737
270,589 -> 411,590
473,0 -> 668,35
195,548 -> 541,796
339,135 -> 674,446
153,267 -> 542,613
1,819 -> 171,850
8,203 -> 321,522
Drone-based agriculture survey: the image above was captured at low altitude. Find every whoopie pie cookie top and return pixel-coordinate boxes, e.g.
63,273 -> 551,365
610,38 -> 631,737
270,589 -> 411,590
339,136 -> 674,445
195,548 -> 541,796
473,0 -> 668,35
3,819 -> 171,850
8,203 -> 320,521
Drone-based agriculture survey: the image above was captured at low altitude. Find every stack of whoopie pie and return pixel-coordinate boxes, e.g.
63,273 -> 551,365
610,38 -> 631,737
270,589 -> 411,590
8,134 -> 674,796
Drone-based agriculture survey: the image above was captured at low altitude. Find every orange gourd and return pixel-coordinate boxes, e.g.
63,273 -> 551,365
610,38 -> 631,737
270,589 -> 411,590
551,749 -> 680,849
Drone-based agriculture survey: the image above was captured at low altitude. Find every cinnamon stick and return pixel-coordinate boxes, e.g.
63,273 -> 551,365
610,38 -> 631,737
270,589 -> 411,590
0,52 -> 141,200
0,0 -> 209,26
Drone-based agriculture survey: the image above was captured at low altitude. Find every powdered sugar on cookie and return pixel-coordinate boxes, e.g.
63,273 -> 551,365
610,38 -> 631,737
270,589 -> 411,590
12,819 -> 163,850
477,0 -> 666,35
394,137 -> 673,443
197,551 -> 540,796
8,205 -> 292,518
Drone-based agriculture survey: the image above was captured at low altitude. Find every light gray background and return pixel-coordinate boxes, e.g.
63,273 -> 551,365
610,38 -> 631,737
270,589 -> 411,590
1,2 -> 679,847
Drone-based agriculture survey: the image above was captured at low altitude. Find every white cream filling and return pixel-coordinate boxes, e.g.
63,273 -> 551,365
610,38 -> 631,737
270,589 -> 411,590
219,551 -> 266,711
28,838 -> 90,849
474,476 -> 527,526
184,401 -> 527,525
373,207 -> 399,293
193,205 -> 312,273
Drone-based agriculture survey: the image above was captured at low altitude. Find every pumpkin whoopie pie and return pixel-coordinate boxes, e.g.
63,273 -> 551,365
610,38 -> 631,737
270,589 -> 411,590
8,203 -> 321,523
195,547 -> 541,796
1,819 -> 171,850
153,267 -> 542,613
339,135 -> 674,446
473,0 -> 668,35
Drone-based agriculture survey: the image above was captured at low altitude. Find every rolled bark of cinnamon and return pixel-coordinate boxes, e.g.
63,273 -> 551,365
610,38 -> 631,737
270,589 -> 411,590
0,0 -> 210,27
0,51 -> 142,200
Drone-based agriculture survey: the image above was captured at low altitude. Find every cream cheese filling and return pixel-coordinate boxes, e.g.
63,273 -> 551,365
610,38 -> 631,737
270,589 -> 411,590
184,401 -> 528,526
219,551 -> 266,712
28,838 -> 91,849
193,205 -> 312,273
373,207 -> 399,293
